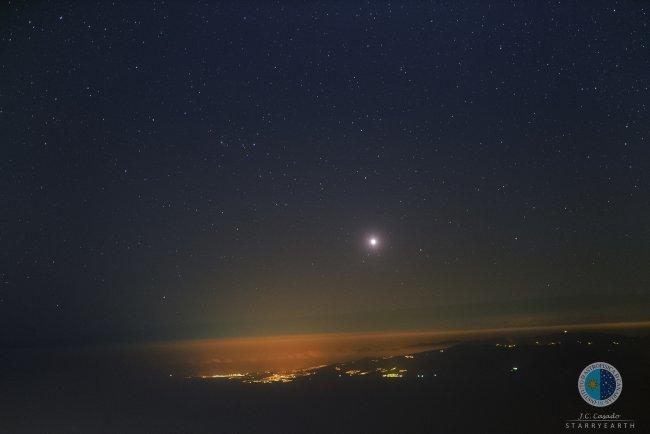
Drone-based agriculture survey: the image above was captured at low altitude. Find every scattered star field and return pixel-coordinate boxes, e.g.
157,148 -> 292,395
1,1 -> 648,345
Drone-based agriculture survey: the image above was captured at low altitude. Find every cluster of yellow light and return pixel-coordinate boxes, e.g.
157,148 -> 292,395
197,364 -> 328,384
378,367 -> 407,379
199,373 -> 247,380
249,373 -> 298,384
495,343 -> 517,348
403,355 -> 414,359
344,369 -> 370,376
212,373 -> 246,379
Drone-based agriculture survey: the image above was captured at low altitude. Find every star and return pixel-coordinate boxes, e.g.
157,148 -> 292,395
367,236 -> 381,250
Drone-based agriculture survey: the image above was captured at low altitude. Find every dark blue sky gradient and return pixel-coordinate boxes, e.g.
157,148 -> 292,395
1,1 -> 648,345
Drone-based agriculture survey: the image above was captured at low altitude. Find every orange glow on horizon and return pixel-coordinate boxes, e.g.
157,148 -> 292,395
130,320 -> 650,378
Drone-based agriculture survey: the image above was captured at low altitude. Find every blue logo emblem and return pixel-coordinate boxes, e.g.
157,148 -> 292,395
578,362 -> 622,407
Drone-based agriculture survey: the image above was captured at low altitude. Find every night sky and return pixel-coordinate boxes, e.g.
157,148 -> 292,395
1,1 -> 648,346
